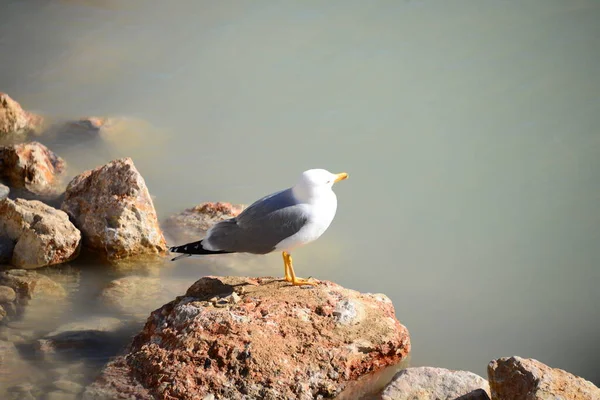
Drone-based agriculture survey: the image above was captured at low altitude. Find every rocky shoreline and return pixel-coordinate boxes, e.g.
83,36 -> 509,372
0,92 -> 598,399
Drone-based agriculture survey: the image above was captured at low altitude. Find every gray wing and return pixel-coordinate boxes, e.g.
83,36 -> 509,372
204,188 -> 308,254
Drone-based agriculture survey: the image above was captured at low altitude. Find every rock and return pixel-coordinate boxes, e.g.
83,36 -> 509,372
0,183 -> 8,200
0,142 -> 66,195
0,198 -> 81,268
488,356 -> 600,400
0,93 -> 43,137
163,202 -> 245,242
53,379 -> 84,394
36,317 -> 125,362
0,286 -> 16,304
84,276 -> 411,400
61,157 -> 167,261
0,269 -> 67,300
0,340 -> 20,366
99,275 -> 188,319
379,367 -> 491,400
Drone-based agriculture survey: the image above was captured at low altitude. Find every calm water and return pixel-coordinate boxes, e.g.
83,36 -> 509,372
1,0 -> 599,395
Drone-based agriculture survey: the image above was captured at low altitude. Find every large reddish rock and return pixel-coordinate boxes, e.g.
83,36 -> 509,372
83,276 -> 411,400
0,142 -> 66,195
488,356 -> 600,400
0,198 -> 81,268
0,93 -> 44,137
61,157 -> 168,261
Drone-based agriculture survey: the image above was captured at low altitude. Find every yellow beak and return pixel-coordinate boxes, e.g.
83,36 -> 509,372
334,172 -> 349,183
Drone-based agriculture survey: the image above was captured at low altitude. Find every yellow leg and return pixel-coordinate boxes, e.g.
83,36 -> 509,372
284,251 -> 316,286
282,252 -> 292,282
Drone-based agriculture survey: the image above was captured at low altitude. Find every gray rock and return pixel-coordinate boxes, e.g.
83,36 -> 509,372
0,285 -> 16,303
0,198 -> 81,268
380,367 -> 491,400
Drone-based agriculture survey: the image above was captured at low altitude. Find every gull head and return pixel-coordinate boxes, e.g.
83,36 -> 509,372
295,169 -> 348,197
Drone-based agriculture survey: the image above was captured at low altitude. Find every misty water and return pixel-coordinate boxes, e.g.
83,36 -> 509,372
1,0 -> 599,397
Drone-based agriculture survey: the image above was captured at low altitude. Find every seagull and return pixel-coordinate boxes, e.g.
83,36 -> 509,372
169,169 -> 348,285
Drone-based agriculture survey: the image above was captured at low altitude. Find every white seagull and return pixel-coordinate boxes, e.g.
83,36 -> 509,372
169,169 -> 349,285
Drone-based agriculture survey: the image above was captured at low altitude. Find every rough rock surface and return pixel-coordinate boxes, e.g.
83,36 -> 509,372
0,198 -> 81,268
380,367 -> 490,400
0,142 -> 66,195
488,356 -> 600,400
61,157 -> 167,260
0,269 -> 67,300
0,93 -> 43,137
84,276 -> 411,400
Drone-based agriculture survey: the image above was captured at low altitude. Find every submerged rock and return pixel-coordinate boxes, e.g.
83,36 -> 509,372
0,286 -> 16,304
61,157 -> 168,261
380,367 -> 490,400
488,356 -> 600,400
99,275 -> 187,319
0,93 -> 44,137
0,198 -> 81,268
0,142 -> 66,196
0,269 -> 67,300
84,276 -> 411,400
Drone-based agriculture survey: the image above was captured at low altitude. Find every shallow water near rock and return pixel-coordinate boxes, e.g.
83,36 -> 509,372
1,0 -> 599,397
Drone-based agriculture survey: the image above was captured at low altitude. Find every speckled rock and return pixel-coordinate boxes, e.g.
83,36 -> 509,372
163,202 -> 245,243
380,367 -> 490,400
83,276 -> 411,400
61,157 -> 168,261
0,142 -> 65,195
0,198 -> 81,268
488,356 -> 600,400
0,93 -> 43,137
0,269 -> 67,300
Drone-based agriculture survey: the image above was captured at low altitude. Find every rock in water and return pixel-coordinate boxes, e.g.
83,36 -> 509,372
83,276 -> 411,400
380,367 -> 491,400
0,269 -> 67,300
163,202 -> 245,242
488,356 -> 600,400
0,142 -> 66,196
0,93 -> 44,137
61,157 -> 167,261
0,198 -> 81,268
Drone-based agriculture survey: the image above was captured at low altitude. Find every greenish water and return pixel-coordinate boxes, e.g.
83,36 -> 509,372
0,0 -> 599,396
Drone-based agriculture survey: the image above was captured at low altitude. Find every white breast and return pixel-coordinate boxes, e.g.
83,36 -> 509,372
274,190 -> 338,252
